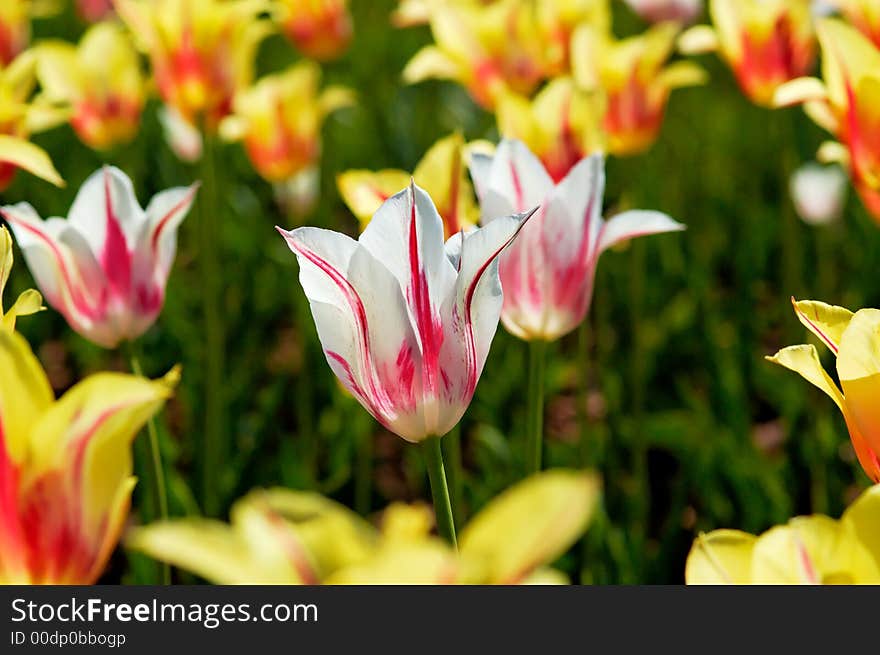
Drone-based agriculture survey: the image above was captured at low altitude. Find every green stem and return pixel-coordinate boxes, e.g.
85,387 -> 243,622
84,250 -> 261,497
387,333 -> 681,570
526,339 -> 547,475
443,423 -> 463,526
422,436 -> 457,548
198,133 -> 226,517
128,348 -> 171,585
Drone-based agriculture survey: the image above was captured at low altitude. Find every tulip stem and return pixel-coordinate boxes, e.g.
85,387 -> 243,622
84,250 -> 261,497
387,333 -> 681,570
526,340 -> 547,474
198,133 -> 226,517
422,436 -> 457,549
128,350 -> 171,586
443,423 -> 463,525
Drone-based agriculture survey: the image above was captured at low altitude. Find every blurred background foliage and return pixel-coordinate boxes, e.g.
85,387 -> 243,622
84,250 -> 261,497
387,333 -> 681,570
4,0 -> 879,584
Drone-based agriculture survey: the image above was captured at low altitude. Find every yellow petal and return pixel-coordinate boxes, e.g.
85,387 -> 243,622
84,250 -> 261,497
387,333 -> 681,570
34,41 -> 83,102
325,540 -> 458,584
0,330 -> 53,466
25,367 -> 179,536
751,516 -> 880,584
0,135 -> 64,187
319,86 -> 356,117
817,18 -> 880,112
402,45 -> 460,83
412,132 -> 477,235
519,567 -> 570,585
127,519 -> 284,584
657,60 -> 708,90
817,140 -> 850,167
804,101 -> 841,135
792,298 -> 854,354
685,529 -> 756,584
772,77 -> 828,108
2,289 -> 44,331
336,169 -> 411,226
677,25 -> 719,55
842,484 -> 880,571
837,309 -> 880,460
459,469 -> 600,583
0,226 -> 12,307
765,344 -> 845,411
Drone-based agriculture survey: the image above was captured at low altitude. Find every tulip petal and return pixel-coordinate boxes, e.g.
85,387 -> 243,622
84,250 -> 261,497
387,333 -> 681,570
68,166 -> 143,255
412,133 -> 476,236
277,225 -> 417,433
837,309 -> 880,460
597,209 -> 685,254
128,519 -> 283,585
25,367 -> 177,538
842,484 -> 880,571
402,46 -> 459,83
459,469 -> 600,583
34,41 -> 84,103
792,298 -> 853,354
685,530 -> 755,584
773,76 -> 828,108
0,135 -> 64,187
336,169 -> 411,225
765,344 -> 846,410
676,24 -> 719,55
477,139 -> 554,219
137,183 -> 199,281
443,208 -> 534,402
2,289 -> 45,330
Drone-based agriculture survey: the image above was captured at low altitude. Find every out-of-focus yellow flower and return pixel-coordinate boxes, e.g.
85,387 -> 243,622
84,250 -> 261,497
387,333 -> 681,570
686,484 -> 880,584
402,0 -> 545,109
128,469 -> 600,584
35,22 -> 145,151
774,19 -> 880,222
115,0 -> 272,131
0,0 -> 29,67
337,132 -> 484,237
679,0 -> 815,107
496,77 -> 604,181
0,50 -> 68,191
0,329 -> 178,584
572,21 -> 706,155
221,61 -> 353,183
0,225 -> 43,331
768,299 -> 880,482
273,0 -> 352,61
832,0 -> 880,48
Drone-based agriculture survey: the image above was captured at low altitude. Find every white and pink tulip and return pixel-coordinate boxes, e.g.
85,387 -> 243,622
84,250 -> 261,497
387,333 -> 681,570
1,166 -> 198,348
468,139 -> 685,342
277,181 -> 533,443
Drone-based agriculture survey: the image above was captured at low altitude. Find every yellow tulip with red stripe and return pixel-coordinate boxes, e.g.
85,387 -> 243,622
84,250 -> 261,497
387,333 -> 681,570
274,0 -> 352,61
496,77 -> 605,182
686,484 -> 880,584
774,19 -> 880,222
679,0 -> 815,107
0,330 -> 178,584
768,299 -> 880,482
220,61 -> 354,184
833,0 -> 880,48
0,50 -> 68,191
35,22 -> 146,151
128,469 -> 600,584
336,132 -> 484,238
115,0 -> 271,131
0,0 -> 28,67
573,22 -> 706,156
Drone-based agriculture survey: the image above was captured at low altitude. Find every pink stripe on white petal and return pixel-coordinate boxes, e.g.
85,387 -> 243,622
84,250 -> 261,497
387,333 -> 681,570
100,168 -> 133,299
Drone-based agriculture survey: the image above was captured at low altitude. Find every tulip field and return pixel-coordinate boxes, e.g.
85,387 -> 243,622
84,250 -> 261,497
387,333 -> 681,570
2,0 -> 880,587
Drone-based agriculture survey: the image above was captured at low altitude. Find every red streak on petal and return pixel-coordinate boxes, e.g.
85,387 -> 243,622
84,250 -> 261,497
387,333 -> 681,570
100,168 -> 133,299
151,186 -> 197,254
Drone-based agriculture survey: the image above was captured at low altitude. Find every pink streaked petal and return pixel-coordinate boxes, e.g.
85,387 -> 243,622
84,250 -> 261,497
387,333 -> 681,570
359,182 -> 455,400
135,183 -> 199,283
442,209 -> 535,406
468,152 -> 494,205
484,139 -> 554,215
597,210 -> 685,254
547,153 -> 606,266
67,166 -> 144,257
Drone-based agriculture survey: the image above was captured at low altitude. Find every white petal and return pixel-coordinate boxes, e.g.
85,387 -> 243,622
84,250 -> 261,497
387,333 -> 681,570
136,183 -> 199,280
544,153 -> 605,267
483,139 -> 554,216
467,151 -> 494,205
68,166 -> 145,256
597,210 -> 685,254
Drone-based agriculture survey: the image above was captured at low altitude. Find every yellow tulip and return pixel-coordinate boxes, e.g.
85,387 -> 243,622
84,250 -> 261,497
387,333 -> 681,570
220,61 -> 354,184
767,299 -> 880,482
496,77 -> 604,181
115,0 -> 272,130
0,0 -> 29,67
832,0 -> 880,48
686,484 -> 880,584
273,0 -> 352,61
401,0 -> 553,109
0,50 -> 68,191
679,0 -> 815,107
572,22 -> 706,155
35,22 -> 146,150
128,469 -> 600,584
0,330 -> 178,584
773,19 -> 880,222
0,225 -> 43,331
336,132 -> 483,237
